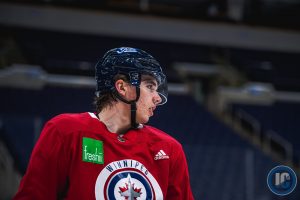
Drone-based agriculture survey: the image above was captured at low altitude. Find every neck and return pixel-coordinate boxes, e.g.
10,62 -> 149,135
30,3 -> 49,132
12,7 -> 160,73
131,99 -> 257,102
98,103 -> 131,135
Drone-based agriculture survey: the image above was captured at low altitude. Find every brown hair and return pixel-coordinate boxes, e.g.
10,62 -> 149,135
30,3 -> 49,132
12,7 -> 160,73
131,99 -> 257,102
94,74 -> 128,114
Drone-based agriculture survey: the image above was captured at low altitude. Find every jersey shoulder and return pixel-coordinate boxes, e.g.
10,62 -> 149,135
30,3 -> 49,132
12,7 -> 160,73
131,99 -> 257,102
143,125 -> 182,147
47,112 -> 98,133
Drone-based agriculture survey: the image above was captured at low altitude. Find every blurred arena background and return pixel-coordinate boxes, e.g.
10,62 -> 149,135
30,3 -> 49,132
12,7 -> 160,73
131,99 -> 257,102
1,0 -> 300,199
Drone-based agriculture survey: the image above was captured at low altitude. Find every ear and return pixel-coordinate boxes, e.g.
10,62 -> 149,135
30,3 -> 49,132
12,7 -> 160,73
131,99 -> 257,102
115,79 -> 127,96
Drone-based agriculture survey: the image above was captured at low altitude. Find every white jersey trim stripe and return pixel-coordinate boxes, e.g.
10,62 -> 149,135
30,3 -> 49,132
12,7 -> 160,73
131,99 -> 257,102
88,112 -> 98,119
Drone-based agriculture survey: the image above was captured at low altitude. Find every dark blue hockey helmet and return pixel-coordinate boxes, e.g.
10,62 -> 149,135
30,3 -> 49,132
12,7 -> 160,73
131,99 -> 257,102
95,47 -> 168,105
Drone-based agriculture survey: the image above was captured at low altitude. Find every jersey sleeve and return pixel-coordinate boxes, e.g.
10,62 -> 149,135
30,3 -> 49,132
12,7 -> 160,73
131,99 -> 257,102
166,144 -> 194,200
13,121 -> 70,199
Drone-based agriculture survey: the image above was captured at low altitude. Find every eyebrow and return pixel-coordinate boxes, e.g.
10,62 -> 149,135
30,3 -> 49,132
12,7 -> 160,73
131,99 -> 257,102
142,78 -> 158,87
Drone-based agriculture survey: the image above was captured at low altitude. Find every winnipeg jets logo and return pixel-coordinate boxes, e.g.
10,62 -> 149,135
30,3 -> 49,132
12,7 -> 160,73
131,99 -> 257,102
119,174 -> 142,200
95,159 -> 164,200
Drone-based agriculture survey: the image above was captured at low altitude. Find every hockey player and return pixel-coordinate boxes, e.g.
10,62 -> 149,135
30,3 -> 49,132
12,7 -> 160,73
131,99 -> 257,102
14,47 -> 194,200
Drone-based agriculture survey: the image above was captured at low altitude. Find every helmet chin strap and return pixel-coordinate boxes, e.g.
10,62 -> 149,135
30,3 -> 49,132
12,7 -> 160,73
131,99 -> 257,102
113,87 -> 141,129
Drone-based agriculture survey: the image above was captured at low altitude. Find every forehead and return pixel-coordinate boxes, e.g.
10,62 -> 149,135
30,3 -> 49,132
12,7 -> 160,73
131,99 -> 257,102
141,75 -> 158,85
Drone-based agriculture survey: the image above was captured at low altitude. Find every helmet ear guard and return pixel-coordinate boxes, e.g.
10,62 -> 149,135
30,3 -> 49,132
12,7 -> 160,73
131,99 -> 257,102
128,71 -> 141,87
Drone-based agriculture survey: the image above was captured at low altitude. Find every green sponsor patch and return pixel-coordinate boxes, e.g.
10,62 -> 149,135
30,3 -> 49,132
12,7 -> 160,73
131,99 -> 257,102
82,137 -> 104,164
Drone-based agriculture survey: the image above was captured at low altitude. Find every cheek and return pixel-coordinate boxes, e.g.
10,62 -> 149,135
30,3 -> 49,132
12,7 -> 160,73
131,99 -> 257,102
137,88 -> 153,109
137,98 -> 147,110
137,95 -> 151,111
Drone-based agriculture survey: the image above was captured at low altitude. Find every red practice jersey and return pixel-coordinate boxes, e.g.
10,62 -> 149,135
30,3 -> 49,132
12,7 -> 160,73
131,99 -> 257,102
14,112 -> 194,200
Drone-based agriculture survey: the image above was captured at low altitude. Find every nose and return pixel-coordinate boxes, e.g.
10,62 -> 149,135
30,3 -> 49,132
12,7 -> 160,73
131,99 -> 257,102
153,92 -> 162,105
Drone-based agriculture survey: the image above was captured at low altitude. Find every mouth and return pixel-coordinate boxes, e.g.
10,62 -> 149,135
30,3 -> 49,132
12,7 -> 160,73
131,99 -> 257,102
148,106 -> 156,116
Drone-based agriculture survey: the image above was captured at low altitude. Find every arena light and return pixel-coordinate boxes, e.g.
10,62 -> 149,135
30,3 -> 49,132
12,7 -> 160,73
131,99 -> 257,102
215,82 -> 275,112
0,64 -> 188,94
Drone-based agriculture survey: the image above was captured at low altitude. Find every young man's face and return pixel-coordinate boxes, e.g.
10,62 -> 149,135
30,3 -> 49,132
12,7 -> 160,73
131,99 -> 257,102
135,75 -> 162,124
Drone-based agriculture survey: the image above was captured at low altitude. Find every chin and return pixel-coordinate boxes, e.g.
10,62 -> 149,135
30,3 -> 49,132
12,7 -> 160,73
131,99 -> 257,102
137,116 -> 150,124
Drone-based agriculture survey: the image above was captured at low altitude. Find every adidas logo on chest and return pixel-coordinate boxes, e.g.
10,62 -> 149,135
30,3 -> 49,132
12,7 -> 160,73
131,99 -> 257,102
154,150 -> 169,160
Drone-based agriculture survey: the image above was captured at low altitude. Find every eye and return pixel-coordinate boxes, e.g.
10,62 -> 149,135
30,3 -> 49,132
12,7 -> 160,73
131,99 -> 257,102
146,84 -> 157,92
146,85 -> 153,90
